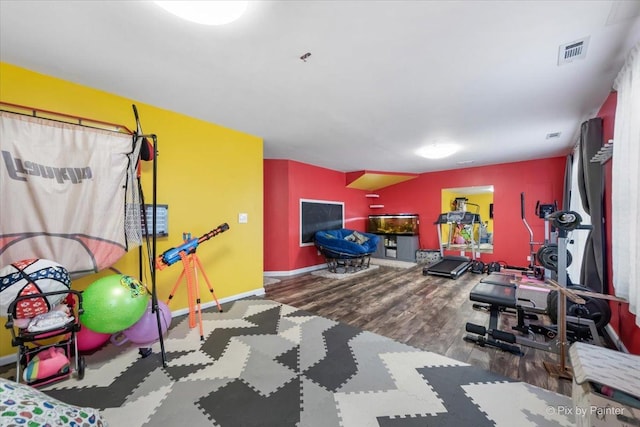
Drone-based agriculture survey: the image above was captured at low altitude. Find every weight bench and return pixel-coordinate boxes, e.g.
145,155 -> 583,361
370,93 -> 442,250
464,273 -> 600,356
464,278 -> 524,355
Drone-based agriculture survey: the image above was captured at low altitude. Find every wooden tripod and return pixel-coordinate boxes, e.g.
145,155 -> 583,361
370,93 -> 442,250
165,249 -> 223,341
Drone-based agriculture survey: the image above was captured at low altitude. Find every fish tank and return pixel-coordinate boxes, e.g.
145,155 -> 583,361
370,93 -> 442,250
367,214 -> 419,235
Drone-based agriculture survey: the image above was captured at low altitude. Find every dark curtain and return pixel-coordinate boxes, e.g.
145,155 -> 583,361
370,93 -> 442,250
577,118 -> 606,293
562,153 -> 573,285
563,153 -> 573,212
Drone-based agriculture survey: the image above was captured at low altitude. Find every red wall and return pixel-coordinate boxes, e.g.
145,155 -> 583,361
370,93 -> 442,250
598,91 -> 640,354
377,158 -> 567,267
264,159 -> 369,273
263,160 -> 291,272
265,157 -> 566,271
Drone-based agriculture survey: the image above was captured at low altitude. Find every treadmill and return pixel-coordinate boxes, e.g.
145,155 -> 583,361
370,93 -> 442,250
423,211 -> 479,279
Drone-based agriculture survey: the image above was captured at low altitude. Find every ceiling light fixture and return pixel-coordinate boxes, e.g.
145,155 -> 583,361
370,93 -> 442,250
154,1 -> 248,26
417,143 -> 461,160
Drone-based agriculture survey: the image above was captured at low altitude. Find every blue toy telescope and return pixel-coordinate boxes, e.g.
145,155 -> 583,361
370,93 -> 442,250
156,223 -> 229,269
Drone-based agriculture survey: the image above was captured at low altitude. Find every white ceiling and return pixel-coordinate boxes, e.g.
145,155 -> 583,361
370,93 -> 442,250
1,1 -> 639,174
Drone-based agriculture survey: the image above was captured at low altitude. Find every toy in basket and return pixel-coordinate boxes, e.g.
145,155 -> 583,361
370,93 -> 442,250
2,259 -> 86,387
0,259 -> 71,317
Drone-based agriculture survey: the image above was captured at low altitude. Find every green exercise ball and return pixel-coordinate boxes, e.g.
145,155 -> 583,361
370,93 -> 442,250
80,274 -> 150,334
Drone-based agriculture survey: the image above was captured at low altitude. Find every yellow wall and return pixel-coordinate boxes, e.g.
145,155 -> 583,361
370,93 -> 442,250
463,192 -> 493,233
0,63 -> 264,357
440,189 -> 494,243
440,188 -> 455,243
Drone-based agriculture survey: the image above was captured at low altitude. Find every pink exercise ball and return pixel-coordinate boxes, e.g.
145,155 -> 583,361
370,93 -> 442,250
77,323 -> 111,352
121,300 -> 172,345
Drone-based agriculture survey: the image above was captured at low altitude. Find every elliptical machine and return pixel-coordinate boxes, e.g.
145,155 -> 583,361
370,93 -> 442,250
515,193 -> 552,279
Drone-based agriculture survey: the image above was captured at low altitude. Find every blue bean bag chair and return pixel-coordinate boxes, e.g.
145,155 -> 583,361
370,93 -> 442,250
314,229 -> 380,273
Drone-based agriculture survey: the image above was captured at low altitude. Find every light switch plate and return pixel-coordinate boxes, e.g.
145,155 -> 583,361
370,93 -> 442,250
238,213 -> 248,224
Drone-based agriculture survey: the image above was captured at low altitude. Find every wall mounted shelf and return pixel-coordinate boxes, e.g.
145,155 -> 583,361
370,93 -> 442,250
590,140 -> 613,164
367,193 -> 382,209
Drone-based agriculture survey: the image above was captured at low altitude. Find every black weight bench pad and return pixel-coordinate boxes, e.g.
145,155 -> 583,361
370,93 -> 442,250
469,281 -> 517,308
480,273 -> 517,287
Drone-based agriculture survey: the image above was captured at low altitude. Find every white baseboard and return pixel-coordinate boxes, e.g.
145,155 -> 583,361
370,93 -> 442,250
0,354 -> 16,368
0,286 -> 266,368
264,259 -> 416,277
170,287 -> 265,318
264,264 -> 325,277
370,258 -> 417,269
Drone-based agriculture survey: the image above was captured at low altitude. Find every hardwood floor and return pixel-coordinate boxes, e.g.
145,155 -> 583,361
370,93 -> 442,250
264,263 -> 573,396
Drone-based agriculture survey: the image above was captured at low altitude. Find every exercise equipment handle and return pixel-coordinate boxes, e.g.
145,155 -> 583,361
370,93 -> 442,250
490,329 -> 517,344
521,192 -> 534,242
466,322 -> 486,336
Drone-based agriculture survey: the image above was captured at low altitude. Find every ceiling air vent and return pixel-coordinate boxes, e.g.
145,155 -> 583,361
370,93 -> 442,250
558,37 -> 589,65
546,132 -> 561,139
